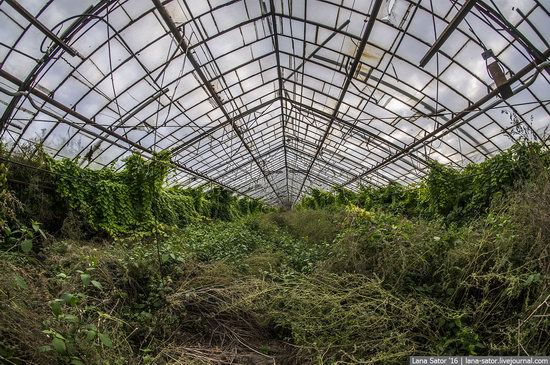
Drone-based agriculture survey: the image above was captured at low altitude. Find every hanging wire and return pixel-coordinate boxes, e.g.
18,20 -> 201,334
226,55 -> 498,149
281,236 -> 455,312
105,4 -> 123,120
428,0 -> 442,152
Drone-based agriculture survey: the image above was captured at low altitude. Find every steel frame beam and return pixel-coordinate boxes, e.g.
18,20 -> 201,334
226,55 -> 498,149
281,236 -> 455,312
267,0 -> 292,207
285,98 -> 428,167
169,16 -> 352,161
474,1 -> 550,77
3,0 -> 79,57
170,93 -> 429,181
1,0 -> 547,205
211,144 -> 284,181
151,0 -> 283,204
0,68 -> 256,199
229,146 -> 365,197
281,19 -> 351,84
286,145 -> 362,181
210,141 -> 366,191
170,98 -> 280,155
343,50 -> 550,187
293,0 -> 384,204
0,1 -> 108,133
14,5 -> 497,166
419,0 -> 478,67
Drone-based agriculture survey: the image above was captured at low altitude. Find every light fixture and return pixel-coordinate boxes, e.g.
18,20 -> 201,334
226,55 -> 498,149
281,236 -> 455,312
482,49 -> 513,99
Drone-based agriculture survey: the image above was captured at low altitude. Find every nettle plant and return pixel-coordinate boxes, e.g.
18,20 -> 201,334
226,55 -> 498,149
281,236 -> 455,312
1,162 -> 48,254
42,267 -> 114,364
2,220 -> 46,254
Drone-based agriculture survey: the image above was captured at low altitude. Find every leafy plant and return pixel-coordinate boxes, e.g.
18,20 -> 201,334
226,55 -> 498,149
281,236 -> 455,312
296,141 -> 550,224
50,151 -> 267,236
1,220 -> 46,254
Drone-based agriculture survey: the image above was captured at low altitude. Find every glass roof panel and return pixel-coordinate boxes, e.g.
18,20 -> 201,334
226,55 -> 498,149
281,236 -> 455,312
1,0 -> 548,206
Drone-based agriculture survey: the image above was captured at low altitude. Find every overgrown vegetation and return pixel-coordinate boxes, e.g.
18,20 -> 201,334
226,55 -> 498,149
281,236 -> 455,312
1,141 -> 549,364
0,144 -> 268,237
297,142 -> 550,223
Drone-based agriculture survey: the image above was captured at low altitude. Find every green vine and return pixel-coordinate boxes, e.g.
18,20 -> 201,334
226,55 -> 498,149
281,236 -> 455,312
49,151 -> 267,236
297,141 -> 550,223
0,162 -> 7,193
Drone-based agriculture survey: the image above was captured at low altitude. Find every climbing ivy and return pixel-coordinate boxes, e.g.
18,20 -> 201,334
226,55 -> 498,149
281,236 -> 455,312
123,150 -> 171,223
51,158 -> 137,235
297,141 -> 550,223
49,151 -> 267,235
423,142 -> 550,221
153,187 -> 201,227
0,162 -> 7,193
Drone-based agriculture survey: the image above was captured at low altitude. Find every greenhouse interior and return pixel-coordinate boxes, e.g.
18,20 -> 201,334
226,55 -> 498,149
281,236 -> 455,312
0,0 -> 549,363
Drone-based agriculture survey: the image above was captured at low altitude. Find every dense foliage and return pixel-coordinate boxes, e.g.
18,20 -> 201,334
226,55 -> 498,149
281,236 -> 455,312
297,142 -> 550,223
1,141 -> 549,364
51,151 -> 269,235
0,145 -> 268,237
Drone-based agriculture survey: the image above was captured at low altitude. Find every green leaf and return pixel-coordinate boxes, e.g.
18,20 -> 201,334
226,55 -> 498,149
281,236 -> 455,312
91,280 -> 103,290
70,359 -> 85,365
62,314 -> 78,323
52,337 -> 66,354
86,324 -> 97,331
31,221 -> 40,232
21,239 -> 33,254
80,273 -> 91,286
14,274 -> 28,289
39,345 -> 52,353
98,332 -> 113,348
61,292 -> 75,305
50,300 -> 63,316
525,273 -> 540,286
85,330 -> 97,341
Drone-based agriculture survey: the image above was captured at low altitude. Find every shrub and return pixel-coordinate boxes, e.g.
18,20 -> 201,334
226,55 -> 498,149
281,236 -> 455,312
295,141 -> 550,224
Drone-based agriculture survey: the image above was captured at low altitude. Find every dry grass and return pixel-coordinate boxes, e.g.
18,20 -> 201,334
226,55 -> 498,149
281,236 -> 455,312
0,255 -> 56,364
